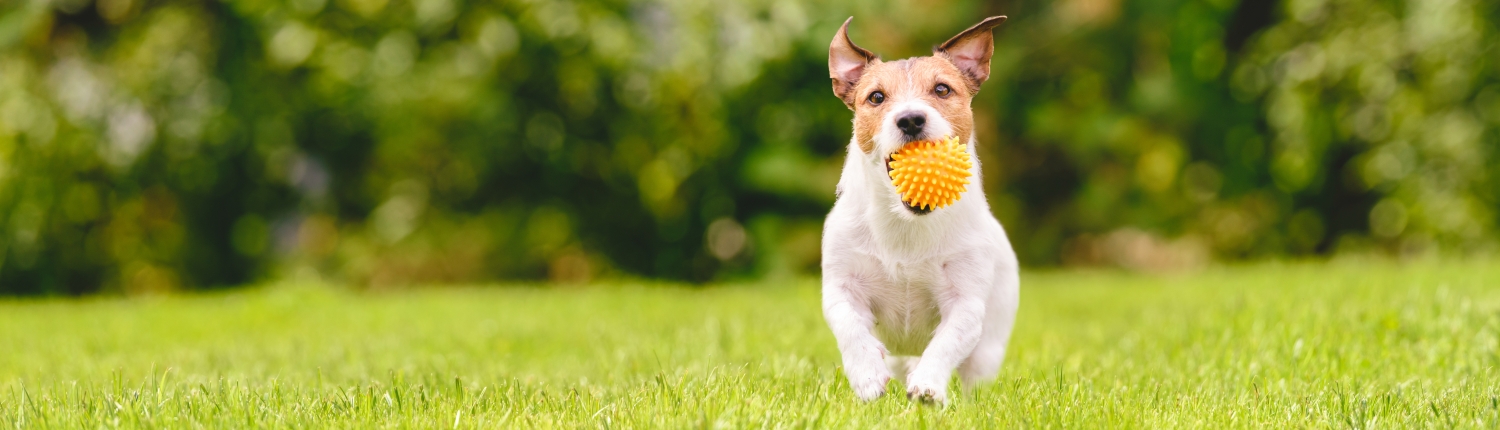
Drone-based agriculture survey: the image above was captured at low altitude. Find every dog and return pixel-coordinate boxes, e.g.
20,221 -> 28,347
821,16 -> 1019,405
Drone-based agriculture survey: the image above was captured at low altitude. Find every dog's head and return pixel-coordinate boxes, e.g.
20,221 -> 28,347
830,16 -> 1005,214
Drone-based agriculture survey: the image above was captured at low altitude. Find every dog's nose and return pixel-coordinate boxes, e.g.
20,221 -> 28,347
896,113 -> 926,137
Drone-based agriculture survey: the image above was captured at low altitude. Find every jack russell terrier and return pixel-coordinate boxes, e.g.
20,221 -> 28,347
821,16 -> 1019,405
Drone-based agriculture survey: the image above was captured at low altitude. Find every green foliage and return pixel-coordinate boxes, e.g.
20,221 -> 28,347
1231,0 -> 1500,254
0,0 -> 1497,293
2,260 -> 1499,426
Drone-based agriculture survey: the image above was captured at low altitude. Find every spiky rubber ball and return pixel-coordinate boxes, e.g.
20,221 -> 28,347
887,136 -> 973,211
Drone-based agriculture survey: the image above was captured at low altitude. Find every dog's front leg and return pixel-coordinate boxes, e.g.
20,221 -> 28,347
823,275 -> 892,401
906,255 -> 994,405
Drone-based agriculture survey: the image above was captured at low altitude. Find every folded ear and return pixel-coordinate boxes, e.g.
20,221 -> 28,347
829,17 -> 876,108
936,16 -> 1007,93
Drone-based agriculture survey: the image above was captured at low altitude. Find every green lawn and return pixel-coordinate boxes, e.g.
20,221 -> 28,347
2,259 -> 1498,428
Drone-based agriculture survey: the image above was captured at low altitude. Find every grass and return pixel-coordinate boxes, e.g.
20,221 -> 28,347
2,259 -> 1499,428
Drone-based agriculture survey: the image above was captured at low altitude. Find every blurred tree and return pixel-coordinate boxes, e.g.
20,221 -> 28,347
0,0 -> 1494,294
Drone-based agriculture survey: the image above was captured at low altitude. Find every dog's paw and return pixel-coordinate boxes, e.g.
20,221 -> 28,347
905,381 -> 947,406
842,346 -> 893,401
849,373 -> 891,401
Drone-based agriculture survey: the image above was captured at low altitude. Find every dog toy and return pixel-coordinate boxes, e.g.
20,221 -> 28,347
888,136 -> 973,211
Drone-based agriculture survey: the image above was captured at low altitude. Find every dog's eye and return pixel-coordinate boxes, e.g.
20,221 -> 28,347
934,83 -> 951,98
868,91 -> 885,105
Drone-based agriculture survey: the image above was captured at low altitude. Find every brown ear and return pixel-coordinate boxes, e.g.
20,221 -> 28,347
829,17 -> 876,109
936,16 -> 1007,93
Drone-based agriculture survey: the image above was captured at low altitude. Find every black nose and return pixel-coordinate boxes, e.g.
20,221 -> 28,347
896,113 -> 926,137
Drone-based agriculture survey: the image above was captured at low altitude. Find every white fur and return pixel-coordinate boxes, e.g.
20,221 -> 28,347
822,100 -> 1020,405
875,101 -> 949,155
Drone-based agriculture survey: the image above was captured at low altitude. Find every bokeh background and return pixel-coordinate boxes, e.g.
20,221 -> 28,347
0,0 -> 1496,295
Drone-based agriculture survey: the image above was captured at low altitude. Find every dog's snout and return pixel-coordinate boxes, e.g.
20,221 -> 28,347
896,113 -> 926,137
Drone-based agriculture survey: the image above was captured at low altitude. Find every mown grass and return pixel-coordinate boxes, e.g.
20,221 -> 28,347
2,259 -> 1498,428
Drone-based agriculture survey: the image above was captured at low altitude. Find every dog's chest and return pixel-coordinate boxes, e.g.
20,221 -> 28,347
864,259 -> 947,356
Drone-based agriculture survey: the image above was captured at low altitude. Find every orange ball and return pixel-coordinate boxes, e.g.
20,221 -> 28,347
888,136 -> 973,211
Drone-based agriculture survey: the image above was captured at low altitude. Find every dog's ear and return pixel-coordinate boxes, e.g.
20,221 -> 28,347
829,17 -> 876,109
936,16 -> 1006,93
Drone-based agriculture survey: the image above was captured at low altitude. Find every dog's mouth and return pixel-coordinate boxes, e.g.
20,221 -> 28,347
886,157 -> 932,215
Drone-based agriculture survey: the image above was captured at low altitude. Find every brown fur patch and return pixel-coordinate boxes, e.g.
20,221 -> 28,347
849,57 -> 975,154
